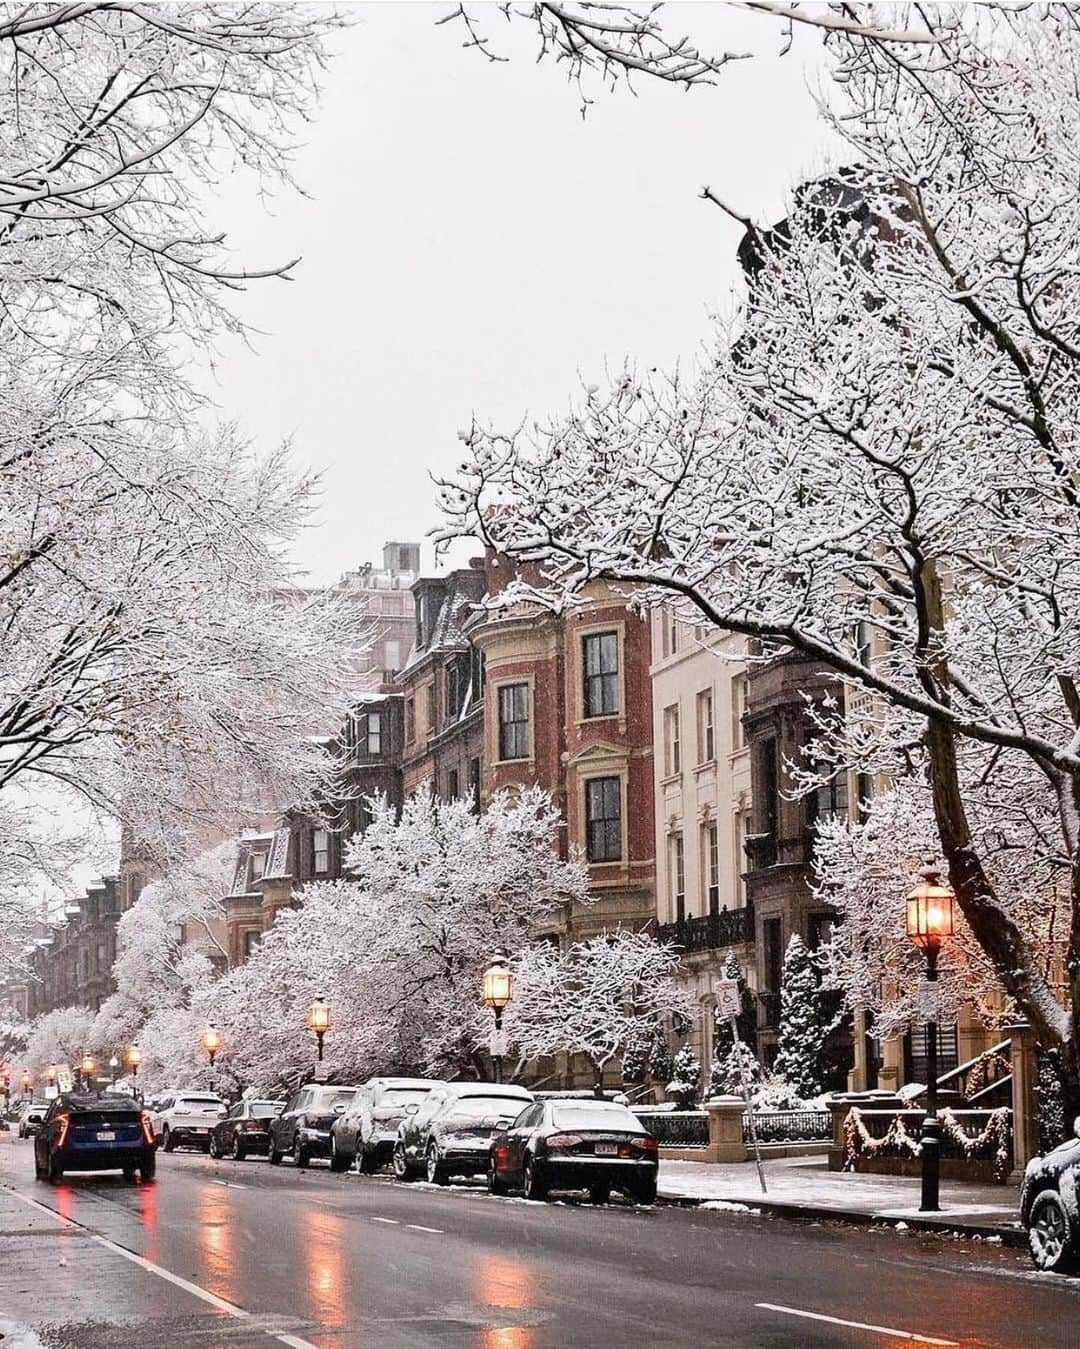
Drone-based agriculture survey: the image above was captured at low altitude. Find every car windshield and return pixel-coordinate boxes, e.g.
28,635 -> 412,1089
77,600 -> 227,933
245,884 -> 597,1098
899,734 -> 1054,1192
383,1089 -> 429,1106
250,1103 -> 280,1118
448,1096 -> 529,1122
551,1105 -> 644,1133
315,1090 -> 357,1108
178,1097 -> 222,1108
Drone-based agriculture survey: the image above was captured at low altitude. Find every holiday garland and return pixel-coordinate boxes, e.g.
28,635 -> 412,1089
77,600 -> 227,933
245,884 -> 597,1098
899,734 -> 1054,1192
962,1050 -> 1012,1101
842,1106 -> 1012,1182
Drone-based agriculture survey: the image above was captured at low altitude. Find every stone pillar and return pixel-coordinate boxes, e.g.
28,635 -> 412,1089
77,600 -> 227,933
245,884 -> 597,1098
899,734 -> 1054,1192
1008,1020 -> 1039,1180
878,1034 -> 903,1092
848,1007 -> 868,1093
705,1096 -> 748,1163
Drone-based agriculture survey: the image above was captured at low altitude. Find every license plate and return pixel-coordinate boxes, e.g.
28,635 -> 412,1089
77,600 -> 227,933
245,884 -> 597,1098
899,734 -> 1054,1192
595,1141 -> 616,1156
96,1131 -> 116,1142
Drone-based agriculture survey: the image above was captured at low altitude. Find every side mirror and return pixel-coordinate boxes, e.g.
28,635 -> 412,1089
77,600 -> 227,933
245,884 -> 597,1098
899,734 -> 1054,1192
405,1102 -> 420,1116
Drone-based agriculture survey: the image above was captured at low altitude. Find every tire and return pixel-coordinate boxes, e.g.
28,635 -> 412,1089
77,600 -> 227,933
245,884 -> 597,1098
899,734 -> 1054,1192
630,1176 -> 657,1206
140,1154 -> 156,1182
487,1156 -> 509,1196
47,1153 -> 63,1184
123,1168 -> 137,1182
33,1150 -> 45,1181
268,1143 -> 282,1166
162,1127 -> 176,1153
330,1138 -> 350,1173
589,1183 -> 611,1206
293,1136 -> 309,1169
523,1155 -> 548,1202
208,1135 -> 221,1159
231,1135 -> 245,1162
1029,1191 -> 1078,1273
393,1141 -> 413,1181
425,1143 -> 447,1186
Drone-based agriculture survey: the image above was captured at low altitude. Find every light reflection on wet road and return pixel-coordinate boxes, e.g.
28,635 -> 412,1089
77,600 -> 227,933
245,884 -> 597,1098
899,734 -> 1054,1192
3,1134 -> 1080,1348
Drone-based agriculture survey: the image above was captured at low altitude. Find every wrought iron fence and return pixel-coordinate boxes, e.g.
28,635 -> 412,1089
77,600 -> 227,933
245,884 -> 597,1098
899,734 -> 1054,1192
656,905 -> 754,953
745,1110 -> 832,1145
634,1110 -> 709,1148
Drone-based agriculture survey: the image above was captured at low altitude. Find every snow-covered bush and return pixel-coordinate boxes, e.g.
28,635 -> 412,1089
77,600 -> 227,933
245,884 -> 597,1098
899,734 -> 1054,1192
772,936 -> 835,1101
667,1044 -> 702,1107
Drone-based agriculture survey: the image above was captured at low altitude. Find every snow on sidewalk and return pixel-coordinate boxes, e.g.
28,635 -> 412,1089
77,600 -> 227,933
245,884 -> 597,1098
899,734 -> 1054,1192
658,1153 -> 1023,1237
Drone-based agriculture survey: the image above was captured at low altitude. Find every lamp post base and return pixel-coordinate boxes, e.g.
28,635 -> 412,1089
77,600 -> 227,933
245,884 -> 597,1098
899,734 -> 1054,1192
920,1116 -> 942,1212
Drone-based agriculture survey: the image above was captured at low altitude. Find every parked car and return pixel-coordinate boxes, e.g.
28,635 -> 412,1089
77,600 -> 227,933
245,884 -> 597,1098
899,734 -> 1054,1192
393,1083 -> 533,1184
17,1103 -> 48,1138
159,1093 -> 227,1152
268,1085 -> 359,1167
1021,1119 -> 1080,1271
488,1097 -> 658,1205
209,1099 -> 283,1160
34,1092 -> 156,1183
331,1077 -> 444,1173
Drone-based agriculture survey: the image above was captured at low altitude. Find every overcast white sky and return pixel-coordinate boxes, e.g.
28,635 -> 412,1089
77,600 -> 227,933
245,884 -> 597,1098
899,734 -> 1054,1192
201,2 -> 838,583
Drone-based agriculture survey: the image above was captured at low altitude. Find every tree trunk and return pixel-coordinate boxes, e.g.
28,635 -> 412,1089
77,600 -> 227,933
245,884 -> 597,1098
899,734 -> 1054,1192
592,1063 -> 604,1099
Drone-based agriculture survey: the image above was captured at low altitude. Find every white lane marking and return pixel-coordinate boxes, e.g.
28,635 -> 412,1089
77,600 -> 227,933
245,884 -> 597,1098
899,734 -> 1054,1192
406,1223 -> 444,1234
212,1178 -> 248,1189
6,1189 -> 319,1349
755,1302 -> 959,1346
370,1216 -> 399,1224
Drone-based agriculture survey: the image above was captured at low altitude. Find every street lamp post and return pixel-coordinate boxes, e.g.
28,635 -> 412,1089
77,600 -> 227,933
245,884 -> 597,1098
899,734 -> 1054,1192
80,1054 -> 96,1093
126,1046 -> 140,1100
20,1070 -> 31,1099
308,996 -> 332,1071
109,1055 -> 120,1085
905,869 -> 957,1214
202,1026 -> 222,1092
481,948 -> 514,1085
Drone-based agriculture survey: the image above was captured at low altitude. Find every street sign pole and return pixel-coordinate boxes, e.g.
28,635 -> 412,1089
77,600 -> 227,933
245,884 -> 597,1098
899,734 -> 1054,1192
714,976 -> 766,1194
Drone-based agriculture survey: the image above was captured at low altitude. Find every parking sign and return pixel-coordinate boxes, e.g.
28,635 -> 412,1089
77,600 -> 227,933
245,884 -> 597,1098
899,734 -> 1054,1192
713,977 -> 741,1021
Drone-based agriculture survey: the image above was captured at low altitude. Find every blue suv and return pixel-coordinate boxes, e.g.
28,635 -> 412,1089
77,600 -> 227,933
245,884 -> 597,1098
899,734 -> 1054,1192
34,1093 -> 156,1183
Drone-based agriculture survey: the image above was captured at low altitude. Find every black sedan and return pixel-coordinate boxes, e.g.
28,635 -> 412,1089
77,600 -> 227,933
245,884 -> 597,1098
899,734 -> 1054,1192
1021,1122 -> 1080,1271
489,1098 -> 658,1204
268,1084 -> 359,1167
34,1093 -> 156,1183
208,1099 -> 283,1160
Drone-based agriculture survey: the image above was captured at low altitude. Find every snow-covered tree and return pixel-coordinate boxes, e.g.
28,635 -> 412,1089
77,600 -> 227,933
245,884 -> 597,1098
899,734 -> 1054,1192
772,936 -> 834,1100
196,787 -> 592,1093
24,1006 -> 96,1073
507,930 -> 691,1096
666,1043 -> 701,1107
0,4 -> 355,937
441,6 -> 1080,1100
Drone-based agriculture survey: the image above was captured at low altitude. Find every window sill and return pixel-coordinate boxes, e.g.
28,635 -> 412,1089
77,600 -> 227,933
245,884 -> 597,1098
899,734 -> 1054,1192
493,756 -> 534,768
693,759 -> 717,775
660,772 -> 682,788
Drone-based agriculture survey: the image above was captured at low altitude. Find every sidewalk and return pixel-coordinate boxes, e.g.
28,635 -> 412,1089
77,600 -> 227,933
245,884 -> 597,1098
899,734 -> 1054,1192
657,1153 -> 1027,1246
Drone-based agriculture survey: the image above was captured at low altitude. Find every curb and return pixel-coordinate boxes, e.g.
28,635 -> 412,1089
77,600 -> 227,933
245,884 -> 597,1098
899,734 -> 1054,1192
658,1192 -> 1028,1248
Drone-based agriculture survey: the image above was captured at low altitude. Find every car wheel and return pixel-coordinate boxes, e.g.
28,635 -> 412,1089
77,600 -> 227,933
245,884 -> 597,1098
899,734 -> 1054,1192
487,1156 -> 509,1196
33,1150 -> 45,1181
330,1137 -> 350,1173
1029,1191 -> 1078,1272
268,1142 -> 282,1165
630,1176 -> 657,1206
588,1183 -> 611,1206
231,1135 -> 245,1162
393,1141 -> 413,1181
47,1153 -> 64,1184
293,1136 -> 310,1168
426,1143 -> 447,1185
123,1167 -> 137,1182
162,1126 -> 176,1153
208,1135 -> 221,1159
140,1154 -> 156,1182
523,1155 -> 548,1202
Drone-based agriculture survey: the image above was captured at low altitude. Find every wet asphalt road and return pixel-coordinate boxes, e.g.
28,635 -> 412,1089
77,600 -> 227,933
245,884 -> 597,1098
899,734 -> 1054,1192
1,1133 -> 1078,1348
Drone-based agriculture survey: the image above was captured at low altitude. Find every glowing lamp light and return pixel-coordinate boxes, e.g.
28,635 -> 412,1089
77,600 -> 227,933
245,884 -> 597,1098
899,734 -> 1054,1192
481,948 -> 515,1012
905,873 -> 956,953
20,1070 -> 31,1090
126,1046 -> 141,1070
202,1026 -> 223,1061
308,996 -> 332,1036
45,1064 -> 57,1084
80,1054 -> 96,1078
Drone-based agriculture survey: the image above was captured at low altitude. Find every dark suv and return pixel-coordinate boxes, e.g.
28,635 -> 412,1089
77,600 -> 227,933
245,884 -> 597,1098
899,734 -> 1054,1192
34,1093 -> 156,1183
268,1085 -> 358,1167
1021,1122 -> 1080,1271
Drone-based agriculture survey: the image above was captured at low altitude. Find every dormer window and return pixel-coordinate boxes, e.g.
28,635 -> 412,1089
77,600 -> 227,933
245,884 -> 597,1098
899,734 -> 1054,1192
249,851 -> 265,884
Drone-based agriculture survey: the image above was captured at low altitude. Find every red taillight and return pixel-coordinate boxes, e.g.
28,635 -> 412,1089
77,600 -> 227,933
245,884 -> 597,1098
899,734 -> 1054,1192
638,1136 -> 658,1157
242,1120 -> 264,1132
55,1114 -> 70,1148
140,1111 -> 155,1146
544,1133 -> 583,1152
494,1145 -> 510,1165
